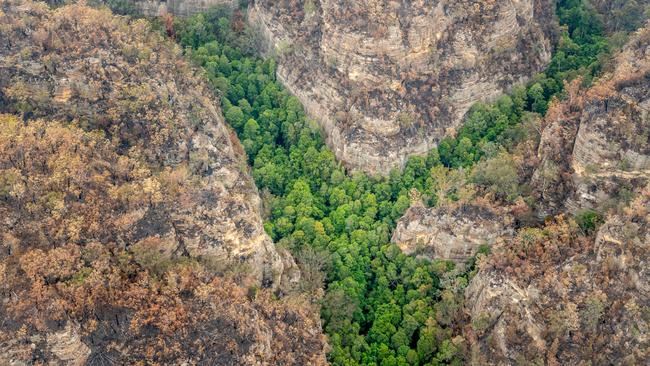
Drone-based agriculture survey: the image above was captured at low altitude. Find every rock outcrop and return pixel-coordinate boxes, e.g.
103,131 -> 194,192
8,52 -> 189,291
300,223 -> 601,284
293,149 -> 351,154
249,0 -> 557,174
391,202 -> 513,263
464,186 -> 650,365
532,25 -> 650,216
46,324 -> 92,366
130,0 -> 237,17
0,2 -> 327,364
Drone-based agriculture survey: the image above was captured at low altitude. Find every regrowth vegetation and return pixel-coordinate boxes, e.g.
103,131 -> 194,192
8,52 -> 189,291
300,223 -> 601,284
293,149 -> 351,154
166,0 -> 617,364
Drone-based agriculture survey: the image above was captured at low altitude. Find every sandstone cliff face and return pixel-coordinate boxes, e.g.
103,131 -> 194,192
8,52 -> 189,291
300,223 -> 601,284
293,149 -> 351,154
129,0 -> 237,17
532,25 -> 650,216
391,202 -> 513,263
249,0 -> 556,174
464,186 -> 649,365
0,0 -> 295,289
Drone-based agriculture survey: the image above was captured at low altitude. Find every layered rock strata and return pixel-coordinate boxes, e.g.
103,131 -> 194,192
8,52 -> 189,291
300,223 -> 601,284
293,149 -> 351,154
132,0 -> 237,17
465,27 -> 650,365
0,0 -> 294,289
532,26 -> 650,216
465,186 -> 650,365
249,0 -> 557,174
391,202 -> 514,263
0,2 -> 327,364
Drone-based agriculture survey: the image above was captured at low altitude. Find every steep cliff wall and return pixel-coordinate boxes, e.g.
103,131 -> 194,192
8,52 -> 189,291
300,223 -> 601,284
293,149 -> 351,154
391,202 -> 514,263
131,0 -> 237,17
249,0 -> 556,174
464,27 -> 650,365
464,186 -> 649,365
0,2 -> 326,364
532,26 -> 650,216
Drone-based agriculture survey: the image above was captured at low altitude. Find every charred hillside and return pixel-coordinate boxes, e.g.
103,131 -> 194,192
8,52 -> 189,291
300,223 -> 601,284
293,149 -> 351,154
0,1 -> 326,364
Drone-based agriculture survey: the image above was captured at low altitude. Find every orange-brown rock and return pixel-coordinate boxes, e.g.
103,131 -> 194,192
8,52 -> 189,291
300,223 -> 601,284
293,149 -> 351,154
465,186 -> 649,365
464,27 -> 650,365
392,202 -> 514,263
131,0 -> 237,17
0,0 -> 294,288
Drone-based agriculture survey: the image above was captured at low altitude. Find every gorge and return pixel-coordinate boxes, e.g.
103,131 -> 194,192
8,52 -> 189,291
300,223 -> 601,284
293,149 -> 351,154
0,0 -> 648,365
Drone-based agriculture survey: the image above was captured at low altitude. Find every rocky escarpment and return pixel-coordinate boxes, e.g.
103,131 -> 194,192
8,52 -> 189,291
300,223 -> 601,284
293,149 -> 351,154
0,0 -> 294,289
0,2 -> 327,364
127,0 -> 237,17
463,27 -> 650,365
532,25 -> 650,216
249,0 -> 556,174
391,202 -> 513,263
464,186 -> 649,365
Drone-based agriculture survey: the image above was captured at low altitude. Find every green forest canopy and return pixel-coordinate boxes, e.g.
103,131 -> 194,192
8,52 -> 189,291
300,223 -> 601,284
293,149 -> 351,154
161,1 -> 620,364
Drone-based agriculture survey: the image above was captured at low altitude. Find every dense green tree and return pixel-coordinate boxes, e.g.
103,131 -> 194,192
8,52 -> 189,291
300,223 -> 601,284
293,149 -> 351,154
527,83 -> 548,114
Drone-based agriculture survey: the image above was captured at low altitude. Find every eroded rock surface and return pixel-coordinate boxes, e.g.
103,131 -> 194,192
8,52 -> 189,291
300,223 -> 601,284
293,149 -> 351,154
392,202 -> 513,263
131,0 -> 237,17
46,324 -> 92,366
533,25 -> 650,216
249,0 -> 556,174
464,186 -> 650,365
464,30 -> 650,364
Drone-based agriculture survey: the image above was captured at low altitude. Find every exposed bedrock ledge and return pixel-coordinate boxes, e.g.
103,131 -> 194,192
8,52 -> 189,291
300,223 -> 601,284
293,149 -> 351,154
464,187 -> 650,364
391,202 -> 514,263
127,0 -> 238,17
